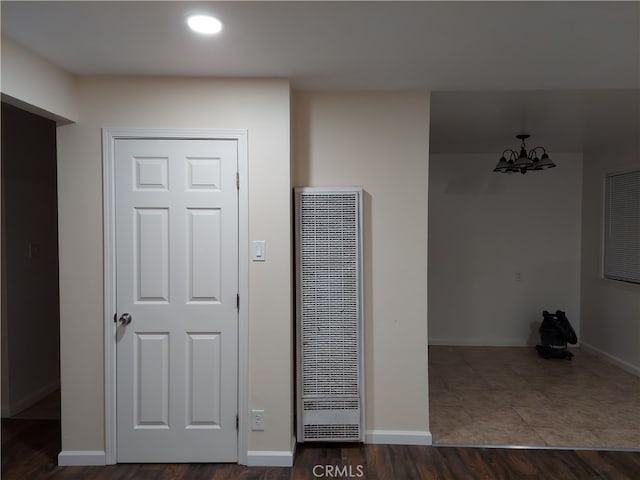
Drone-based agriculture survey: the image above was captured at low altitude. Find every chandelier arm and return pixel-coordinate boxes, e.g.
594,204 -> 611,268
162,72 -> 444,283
501,149 -> 518,160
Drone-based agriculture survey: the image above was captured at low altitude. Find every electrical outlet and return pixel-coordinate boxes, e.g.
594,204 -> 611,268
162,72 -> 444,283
251,410 -> 265,431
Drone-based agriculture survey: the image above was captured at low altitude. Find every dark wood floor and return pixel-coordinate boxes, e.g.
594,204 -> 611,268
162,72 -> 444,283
3,419 -> 640,479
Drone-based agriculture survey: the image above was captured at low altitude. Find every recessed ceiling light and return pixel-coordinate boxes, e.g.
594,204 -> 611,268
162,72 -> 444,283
187,14 -> 223,35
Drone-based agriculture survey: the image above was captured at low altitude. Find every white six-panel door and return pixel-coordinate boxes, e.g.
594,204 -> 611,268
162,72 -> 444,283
115,138 -> 238,462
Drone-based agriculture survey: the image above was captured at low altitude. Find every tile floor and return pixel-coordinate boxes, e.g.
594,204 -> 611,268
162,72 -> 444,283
429,346 -> 640,449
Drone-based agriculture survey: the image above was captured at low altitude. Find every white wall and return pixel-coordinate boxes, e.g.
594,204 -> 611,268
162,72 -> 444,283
56,76 -> 293,455
428,153 -> 583,346
581,140 -> 640,373
1,35 -> 77,123
293,92 -> 430,441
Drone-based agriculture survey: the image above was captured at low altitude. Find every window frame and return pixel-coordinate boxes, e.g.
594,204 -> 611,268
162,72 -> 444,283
602,168 -> 640,285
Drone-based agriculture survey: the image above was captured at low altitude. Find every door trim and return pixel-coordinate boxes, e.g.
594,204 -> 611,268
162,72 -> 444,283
102,128 -> 249,465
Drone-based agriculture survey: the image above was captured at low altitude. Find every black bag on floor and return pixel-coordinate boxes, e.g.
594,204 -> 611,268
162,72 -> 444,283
536,310 -> 577,360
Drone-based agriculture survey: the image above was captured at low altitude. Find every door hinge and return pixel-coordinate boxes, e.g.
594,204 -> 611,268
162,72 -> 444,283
236,414 -> 239,430
113,313 -> 117,323
236,172 -> 240,190
236,293 -> 240,310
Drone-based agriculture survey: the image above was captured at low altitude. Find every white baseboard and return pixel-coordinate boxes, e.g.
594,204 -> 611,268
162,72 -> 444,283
365,430 -> 432,446
58,450 -> 106,466
246,435 -> 296,467
4,380 -> 59,417
580,342 -> 640,377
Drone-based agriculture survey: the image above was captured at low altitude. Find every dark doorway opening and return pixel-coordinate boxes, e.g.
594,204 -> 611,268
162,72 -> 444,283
1,102 -> 60,421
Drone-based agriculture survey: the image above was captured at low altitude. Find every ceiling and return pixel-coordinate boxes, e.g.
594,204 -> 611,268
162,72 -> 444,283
430,89 -> 639,153
2,1 -> 639,153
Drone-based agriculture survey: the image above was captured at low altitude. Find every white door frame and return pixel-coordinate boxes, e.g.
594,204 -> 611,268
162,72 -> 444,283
102,128 -> 249,465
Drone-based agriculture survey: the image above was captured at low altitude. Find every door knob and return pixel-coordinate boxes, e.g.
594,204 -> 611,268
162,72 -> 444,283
118,313 -> 132,326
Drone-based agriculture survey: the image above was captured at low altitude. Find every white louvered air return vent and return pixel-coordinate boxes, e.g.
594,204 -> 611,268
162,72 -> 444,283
295,187 -> 364,442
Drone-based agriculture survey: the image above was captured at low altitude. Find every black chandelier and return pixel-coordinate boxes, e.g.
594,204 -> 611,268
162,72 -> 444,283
493,134 -> 555,175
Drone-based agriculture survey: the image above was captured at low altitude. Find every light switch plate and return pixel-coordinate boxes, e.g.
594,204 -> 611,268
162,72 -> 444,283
251,410 -> 265,430
252,240 -> 266,261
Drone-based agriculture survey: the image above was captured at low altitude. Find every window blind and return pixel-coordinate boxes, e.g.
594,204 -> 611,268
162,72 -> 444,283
604,170 -> 640,284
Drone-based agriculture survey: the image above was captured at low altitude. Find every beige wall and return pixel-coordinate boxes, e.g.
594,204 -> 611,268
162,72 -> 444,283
56,76 -> 293,453
581,138 -> 640,373
1,35 -> 77,123
292,91 -> 430,435
1,37 -> 75,416
429,153 -> 583,346
5,36 -> 431,453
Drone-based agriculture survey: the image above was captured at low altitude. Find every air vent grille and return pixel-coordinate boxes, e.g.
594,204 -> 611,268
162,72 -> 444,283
303,399 -> 360,411
296,188 -> 364,442
303,424 -> 361,441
